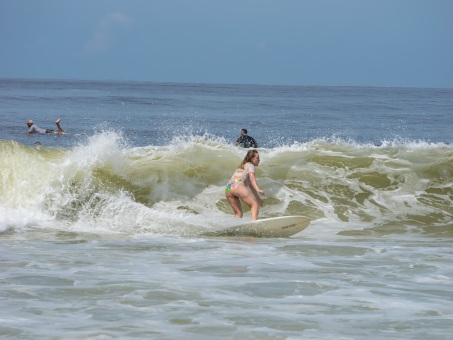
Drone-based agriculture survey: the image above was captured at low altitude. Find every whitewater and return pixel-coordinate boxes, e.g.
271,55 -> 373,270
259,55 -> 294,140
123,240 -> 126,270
0,78 -> 452,339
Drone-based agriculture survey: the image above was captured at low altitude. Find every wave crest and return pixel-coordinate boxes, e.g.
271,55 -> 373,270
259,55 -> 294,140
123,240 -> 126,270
1,132 -> 451,235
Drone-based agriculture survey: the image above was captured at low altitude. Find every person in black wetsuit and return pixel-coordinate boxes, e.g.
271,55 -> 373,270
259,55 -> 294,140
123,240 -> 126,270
235,128 -> 258,148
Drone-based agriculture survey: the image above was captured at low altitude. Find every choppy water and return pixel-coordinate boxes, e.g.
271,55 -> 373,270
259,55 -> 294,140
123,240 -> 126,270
1,78 -> 452,338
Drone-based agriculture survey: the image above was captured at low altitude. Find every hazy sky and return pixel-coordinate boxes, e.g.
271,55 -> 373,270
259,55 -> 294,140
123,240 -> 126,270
1,0 -> 452,87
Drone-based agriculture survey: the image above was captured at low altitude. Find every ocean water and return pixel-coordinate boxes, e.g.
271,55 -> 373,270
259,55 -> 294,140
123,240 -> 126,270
1,78 -> 452,339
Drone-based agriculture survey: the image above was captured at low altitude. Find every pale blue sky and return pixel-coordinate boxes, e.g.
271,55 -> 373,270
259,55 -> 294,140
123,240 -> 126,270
1,0 -> 452,87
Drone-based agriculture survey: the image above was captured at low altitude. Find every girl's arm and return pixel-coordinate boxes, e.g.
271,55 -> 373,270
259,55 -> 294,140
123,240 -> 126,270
248,172 -> 265,205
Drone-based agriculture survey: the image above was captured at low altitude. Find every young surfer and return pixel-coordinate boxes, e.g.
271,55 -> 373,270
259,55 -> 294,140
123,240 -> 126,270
225,149 -> 265,220
26,118 -> 68,134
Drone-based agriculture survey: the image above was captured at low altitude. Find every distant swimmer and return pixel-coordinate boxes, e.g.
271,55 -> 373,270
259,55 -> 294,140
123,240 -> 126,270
26,118 -> 68,134
33,141 -> 42,149
235,128 -> 258,148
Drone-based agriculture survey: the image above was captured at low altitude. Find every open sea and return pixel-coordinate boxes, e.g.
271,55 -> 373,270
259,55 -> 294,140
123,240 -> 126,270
1,78 -> 452,339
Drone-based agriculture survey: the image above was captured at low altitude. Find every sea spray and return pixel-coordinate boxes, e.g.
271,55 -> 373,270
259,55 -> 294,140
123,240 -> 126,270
1,134 -> 452,236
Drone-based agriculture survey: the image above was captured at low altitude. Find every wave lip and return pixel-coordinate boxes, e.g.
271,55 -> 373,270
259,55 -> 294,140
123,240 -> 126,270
1,132 -> 452,235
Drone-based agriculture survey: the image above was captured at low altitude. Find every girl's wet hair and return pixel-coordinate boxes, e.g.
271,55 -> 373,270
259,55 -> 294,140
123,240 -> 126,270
239,150 -> 259,169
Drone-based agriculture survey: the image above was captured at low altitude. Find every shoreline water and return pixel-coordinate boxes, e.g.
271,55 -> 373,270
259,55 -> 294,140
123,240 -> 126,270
1,78 -> 452,338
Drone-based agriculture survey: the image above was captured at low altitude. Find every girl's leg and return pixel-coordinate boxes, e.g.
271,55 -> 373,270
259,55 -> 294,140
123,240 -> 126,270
229,184 -> 259,220
226,191 -> 243,218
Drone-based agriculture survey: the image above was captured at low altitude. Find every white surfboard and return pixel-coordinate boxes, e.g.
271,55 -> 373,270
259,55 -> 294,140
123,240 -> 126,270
211,216 -> 311,238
